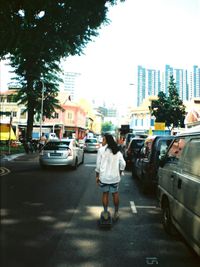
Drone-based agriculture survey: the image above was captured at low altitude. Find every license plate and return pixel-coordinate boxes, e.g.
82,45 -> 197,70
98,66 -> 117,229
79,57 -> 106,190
50,153 -> 61,156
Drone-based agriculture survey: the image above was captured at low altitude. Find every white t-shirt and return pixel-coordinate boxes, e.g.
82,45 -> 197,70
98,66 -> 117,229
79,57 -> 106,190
95,145 -> 126,184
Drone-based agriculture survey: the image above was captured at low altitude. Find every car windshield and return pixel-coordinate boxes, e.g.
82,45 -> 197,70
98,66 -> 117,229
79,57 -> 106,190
85,139 -> 98,144
44,141 -> 70,151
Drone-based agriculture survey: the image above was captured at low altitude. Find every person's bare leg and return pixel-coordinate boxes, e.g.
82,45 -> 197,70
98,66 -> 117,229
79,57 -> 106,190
112,192 -> 119,220
102,192 -> 109,212
112,192 -> 119,212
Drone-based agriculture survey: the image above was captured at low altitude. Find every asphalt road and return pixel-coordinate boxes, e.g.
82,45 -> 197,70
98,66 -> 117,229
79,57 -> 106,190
0,152 -> 199,267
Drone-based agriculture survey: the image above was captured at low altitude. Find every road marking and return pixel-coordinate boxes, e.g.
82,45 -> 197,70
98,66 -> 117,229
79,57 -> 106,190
146,257 -> 159,265
84,164 -> 96,167
136,205 -> 158,209
130,201 -> 137,213
0,167 -> 10,176
130,201 -> 158,214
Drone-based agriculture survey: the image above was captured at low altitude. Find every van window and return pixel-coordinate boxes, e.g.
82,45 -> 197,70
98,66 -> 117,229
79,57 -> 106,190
159,140 -> 171,160
182,138 -> 200,178
167,138 -> 186,162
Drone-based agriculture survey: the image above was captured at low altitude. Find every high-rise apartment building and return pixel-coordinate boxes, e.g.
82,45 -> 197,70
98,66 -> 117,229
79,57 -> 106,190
137,66 -> 161,106
137,66 -> 146,106
164,64 -> 173,95
193,65 -> 200,98
137,64 -> 199,106
173,68 -> 188,101
63,72 -> 81,101
146,69 -> 161,97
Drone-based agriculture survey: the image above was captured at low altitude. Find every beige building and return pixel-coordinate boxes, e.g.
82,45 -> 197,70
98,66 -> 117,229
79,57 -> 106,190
129,96 -> 158,133
0,90 -> 27,138
129,96 -> 200,133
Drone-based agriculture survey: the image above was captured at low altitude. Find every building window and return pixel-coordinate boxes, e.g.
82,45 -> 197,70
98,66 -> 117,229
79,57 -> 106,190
20,109 -> 26,119
12,111 -> 17,117
0,96 -> 5,102
7,95 -> 17,103
68,112 -> 73,119
54,112 -> 59,119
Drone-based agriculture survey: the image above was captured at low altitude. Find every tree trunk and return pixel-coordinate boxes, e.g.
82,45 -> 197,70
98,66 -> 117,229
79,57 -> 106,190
26,78 -> 36,140
26,100 -> 35,140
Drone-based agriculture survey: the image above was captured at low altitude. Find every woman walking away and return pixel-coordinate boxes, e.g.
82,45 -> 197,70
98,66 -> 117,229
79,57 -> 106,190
95,134 -> 126,221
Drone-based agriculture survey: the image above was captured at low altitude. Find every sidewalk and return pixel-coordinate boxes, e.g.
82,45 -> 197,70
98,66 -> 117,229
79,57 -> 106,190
0,152 -> 39,162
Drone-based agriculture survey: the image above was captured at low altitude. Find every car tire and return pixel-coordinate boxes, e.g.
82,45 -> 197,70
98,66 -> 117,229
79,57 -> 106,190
162,199 -> 173,234
40,163 -> 47,170
72,158 -> 78,170
140,174 -> 148,194
131,167 -> 137,179
81,154 -> 84,164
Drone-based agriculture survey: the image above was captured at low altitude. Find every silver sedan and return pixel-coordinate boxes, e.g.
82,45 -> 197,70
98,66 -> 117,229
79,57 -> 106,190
84,138 -> 101,153
39,139 -> 84,169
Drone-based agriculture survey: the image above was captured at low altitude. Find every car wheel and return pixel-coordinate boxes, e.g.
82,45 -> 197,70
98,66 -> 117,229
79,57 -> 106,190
81,154 -> 84,164
162,199 -> 173,234
131,166 -> 137,179
72,158 -> 78,170
40,163 -> 47,170
140,174 -> 148,193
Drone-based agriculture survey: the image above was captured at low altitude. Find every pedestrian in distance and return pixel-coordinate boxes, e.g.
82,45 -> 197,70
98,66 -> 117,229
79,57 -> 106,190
95,133 -> 126,222
39,132 -> 47,151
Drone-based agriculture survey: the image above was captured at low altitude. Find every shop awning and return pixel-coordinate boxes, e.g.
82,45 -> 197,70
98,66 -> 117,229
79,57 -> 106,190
0,124 -> 16,140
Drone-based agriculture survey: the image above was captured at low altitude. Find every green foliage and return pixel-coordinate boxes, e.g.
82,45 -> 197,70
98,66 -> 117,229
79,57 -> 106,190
12,57 -> 62,120
151,75 -> 186,130
0,142 -> 25,156
0,0 -> 124,59
0,0 -> 124,138
101,121 -> 115,133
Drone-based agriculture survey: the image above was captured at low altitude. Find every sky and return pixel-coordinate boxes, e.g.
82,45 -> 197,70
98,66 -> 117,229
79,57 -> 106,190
63,0 -> 200,108
1,0 -> 200,109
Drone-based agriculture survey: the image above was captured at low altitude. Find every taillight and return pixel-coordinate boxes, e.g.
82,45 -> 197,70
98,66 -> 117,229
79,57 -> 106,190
68,149 -> 72,156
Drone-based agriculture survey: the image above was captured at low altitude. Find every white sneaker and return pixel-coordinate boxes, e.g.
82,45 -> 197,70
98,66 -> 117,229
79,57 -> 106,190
113,211 -> 119,221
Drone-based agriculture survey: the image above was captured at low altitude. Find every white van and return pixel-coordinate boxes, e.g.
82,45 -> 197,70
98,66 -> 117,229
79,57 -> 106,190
157,126 -> 200,256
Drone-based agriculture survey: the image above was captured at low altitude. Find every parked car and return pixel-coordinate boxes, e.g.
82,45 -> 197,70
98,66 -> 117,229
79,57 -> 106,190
157,126 -> 200,256
78,139 -> 85,149
122,133 -> 135,157
125,137 -> 145,170
84,138 -> 100,152
135,135 -> 175,193
39,139 -> 84,169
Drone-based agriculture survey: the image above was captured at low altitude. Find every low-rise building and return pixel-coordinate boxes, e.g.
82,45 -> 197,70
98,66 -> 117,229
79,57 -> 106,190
0,90 -> 88,140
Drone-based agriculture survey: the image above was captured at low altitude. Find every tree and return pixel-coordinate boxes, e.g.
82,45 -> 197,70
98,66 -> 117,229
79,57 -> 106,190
0,0 -> 125,138
167,75 -> 186,128
151,75 -> 186,131
101,121 -> 115,133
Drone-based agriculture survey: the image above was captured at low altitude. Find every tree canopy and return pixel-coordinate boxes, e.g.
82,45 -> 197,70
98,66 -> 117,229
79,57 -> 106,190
0,0 -> 124,139
150,75 -> 186,131
101,121 -> 116,134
